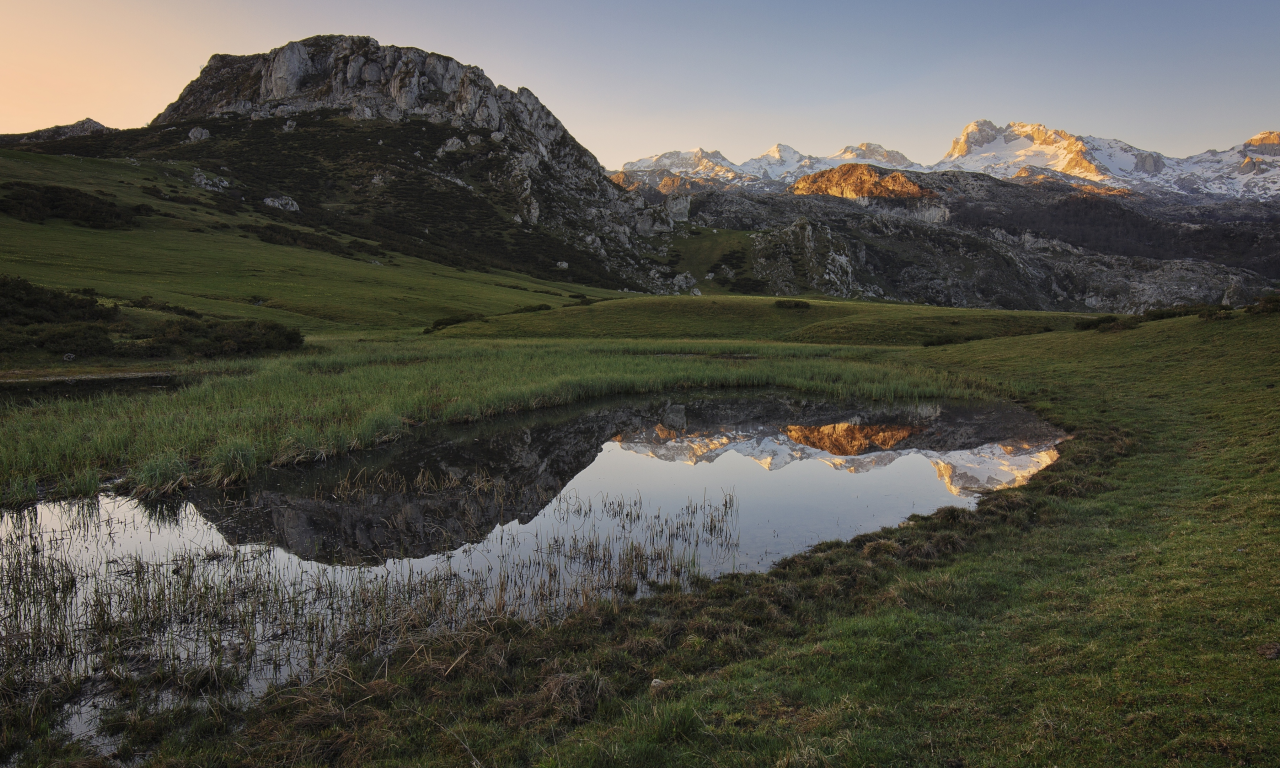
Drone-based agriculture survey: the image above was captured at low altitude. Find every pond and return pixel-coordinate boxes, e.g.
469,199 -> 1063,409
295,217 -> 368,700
0,391 -> 1064,730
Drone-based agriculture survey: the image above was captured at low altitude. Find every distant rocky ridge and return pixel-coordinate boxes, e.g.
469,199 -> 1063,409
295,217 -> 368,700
0,118 -> 117,144
623,143 -> 922,190
682,165 -> 1272,311
625,121 -> 1280,203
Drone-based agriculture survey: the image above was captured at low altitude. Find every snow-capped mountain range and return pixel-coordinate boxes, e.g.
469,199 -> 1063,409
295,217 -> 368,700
623,143 -> 922,186
622,121 -> 1280,201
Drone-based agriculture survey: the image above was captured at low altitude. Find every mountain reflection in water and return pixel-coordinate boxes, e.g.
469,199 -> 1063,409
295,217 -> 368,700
190,393 -> 1066,569
615,421 -> 1059,497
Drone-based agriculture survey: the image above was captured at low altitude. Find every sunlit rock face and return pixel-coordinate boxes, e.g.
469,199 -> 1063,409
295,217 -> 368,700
790,164 -> 937,201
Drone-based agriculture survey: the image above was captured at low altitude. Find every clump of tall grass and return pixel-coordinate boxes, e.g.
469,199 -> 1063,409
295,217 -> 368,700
129,449 -> 189,496
204,439 -> 257,485
1,475 -> 39,511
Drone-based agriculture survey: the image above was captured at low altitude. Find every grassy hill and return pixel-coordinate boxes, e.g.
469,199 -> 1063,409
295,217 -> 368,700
0,150 -> 619,342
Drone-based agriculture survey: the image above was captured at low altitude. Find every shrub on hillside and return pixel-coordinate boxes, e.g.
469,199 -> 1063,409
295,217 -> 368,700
1198,307 -> 1233,321
35,323 -> 115,356
1075,315 -> 1139,332
1244,294 -> 1280,314
428,313 -> 484,332
125,296 -> 202,318
1141,304 -> 1223,321
0,182 -> 138,229
729,277 -> 768,294
1,275 -> 120,325
774,299 -> 810,309
146,319 -> 303,357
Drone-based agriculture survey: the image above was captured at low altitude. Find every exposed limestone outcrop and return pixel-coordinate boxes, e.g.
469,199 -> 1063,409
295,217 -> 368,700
150,35 -> 685,291
790,163 -> 936,200
610,169 -> 735,204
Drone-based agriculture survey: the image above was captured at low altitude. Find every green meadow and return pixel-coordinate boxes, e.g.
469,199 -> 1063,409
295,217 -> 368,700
2,146 -> 1279,766
0,149 -> 615,341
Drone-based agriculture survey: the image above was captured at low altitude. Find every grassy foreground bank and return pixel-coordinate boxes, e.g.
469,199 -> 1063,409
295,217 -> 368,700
5,309 -> 1279,766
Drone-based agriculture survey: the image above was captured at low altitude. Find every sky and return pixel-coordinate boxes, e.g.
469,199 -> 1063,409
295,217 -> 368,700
2,0 -> 1277,170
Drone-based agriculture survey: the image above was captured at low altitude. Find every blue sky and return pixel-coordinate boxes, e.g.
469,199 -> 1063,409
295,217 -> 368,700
3,0 -> 1277,169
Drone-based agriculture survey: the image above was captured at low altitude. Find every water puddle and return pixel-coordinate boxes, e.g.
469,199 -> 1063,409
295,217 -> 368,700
0,391 -> 1064,738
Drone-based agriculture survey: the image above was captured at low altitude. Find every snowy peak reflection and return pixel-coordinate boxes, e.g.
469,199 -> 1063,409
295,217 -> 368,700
189,393 -> 1066,563
614,421 -> 1062,496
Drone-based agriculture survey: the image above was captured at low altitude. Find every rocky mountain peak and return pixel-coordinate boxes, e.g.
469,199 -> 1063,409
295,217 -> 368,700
0,117 -> 117,144
151,35 -> 566,145
762,144 -> 803,161
830,143 -> 917,168
936,120 -> 1106,181
1245,131 -> 1280,156
943,120 -> 1083,161
943,119 -> 1003,160
622,148 -> 743,177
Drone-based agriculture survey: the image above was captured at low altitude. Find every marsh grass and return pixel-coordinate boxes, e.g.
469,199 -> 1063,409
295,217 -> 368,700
1,337 -> 1003,507
0,483 -> 739,745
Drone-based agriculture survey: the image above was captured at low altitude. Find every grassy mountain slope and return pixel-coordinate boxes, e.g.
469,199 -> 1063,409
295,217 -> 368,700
5,110 -> 631,288
0,149 -> 618,338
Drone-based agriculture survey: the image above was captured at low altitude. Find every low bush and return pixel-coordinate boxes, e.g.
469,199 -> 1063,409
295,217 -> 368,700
146,318 -> 303,357
728,277 -> 768,294
1244,294 -> 1280,314
1198,307 -> 1234,321
428,313 -> 485,332
0,274 -> 119,325
0,182 -> 139,228
239,223 -> 361,258
508,304 -> 553,314
35,322 -> 115,357
125,296 -> 202,318
774,299 -> 810,309
1075,314 -> 1139,332
1141,303 -> 1223,321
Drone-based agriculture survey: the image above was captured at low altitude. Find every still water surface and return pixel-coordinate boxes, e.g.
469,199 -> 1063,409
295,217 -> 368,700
2,391 -> 1065,725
